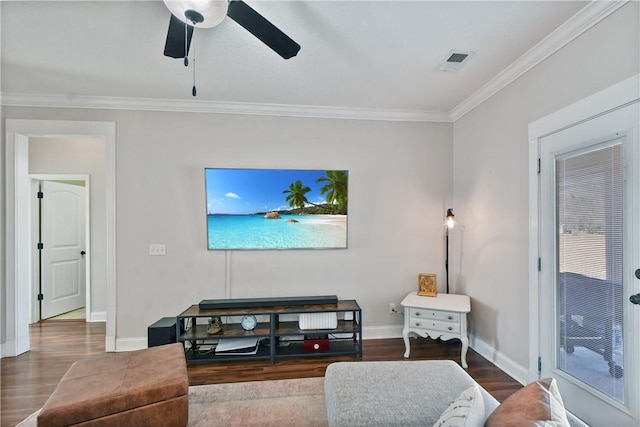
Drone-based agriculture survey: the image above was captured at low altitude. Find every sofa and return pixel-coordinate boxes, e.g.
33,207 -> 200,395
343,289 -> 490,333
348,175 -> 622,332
324,360 -> 588,427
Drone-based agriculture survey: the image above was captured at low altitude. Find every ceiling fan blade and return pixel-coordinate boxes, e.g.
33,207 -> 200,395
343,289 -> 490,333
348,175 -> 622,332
227,0 -> 300,59
164,14 -> 194,58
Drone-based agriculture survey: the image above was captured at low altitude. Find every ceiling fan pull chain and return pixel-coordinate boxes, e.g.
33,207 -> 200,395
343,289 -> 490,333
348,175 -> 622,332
192,33 -> 197,97
183,20 -> 189,67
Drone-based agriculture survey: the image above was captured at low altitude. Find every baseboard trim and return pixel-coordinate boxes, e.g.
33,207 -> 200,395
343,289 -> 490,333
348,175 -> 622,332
469,334 -> 529,385
1,339 -> 16,358
89,311 -> 107,323
362,325 -> 404,339
106,334 -> 116,352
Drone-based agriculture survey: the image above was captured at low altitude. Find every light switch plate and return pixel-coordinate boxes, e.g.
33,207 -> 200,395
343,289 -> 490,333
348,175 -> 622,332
149,244 -> 166,256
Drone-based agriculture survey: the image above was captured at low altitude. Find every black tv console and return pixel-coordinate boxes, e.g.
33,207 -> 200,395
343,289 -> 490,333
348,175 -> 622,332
177,299 -> 361,364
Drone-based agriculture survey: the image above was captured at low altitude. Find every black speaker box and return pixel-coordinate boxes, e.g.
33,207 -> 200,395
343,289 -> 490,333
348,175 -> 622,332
148,317 -> 177,347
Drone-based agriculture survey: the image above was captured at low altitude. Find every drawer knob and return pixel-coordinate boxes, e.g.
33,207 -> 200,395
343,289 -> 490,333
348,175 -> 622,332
448,316 -> 453,320
415,322 -> 421,327
448,326 -> 453,331
415,312 -> 421,316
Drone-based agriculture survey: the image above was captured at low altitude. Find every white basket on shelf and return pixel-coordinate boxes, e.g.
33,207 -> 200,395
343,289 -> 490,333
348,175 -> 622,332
298,312 -> 338,330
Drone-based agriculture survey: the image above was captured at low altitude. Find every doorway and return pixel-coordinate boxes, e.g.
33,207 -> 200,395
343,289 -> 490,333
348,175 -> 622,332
4,119 -> 117,356
30,176 -> 90,322
529,75 -> 639,426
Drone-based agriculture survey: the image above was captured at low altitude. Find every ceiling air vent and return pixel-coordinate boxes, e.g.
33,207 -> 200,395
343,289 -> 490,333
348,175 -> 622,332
436,50 -> 474,72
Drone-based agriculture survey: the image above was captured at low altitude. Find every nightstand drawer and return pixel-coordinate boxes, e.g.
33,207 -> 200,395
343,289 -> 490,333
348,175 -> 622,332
409,308 -> 460,323
410,319 -> 461,334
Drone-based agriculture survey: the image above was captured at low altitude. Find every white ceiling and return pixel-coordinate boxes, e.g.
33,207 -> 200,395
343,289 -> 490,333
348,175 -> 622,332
1,1 -> 596,121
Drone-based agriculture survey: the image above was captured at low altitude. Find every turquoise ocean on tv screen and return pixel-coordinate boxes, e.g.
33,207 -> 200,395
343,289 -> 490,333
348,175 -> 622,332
207,214 -> 347,250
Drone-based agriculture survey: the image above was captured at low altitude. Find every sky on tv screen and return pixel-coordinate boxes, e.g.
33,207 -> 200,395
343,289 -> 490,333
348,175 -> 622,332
205,168 -> 338,215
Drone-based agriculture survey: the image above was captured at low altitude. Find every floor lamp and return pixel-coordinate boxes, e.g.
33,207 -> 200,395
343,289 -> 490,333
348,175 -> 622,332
445,208 -> 455,294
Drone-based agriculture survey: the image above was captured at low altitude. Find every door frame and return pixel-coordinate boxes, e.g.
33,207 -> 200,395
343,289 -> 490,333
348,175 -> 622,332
4,120 -> 116,356
30,175 -> 91,323
528,75 -> 639,409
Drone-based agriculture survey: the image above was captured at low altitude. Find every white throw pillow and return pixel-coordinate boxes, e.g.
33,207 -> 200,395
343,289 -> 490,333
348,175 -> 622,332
433,384 -> 486,427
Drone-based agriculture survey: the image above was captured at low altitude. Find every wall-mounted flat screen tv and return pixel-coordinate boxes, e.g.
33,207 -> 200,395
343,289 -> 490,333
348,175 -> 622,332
205,168 -> 348,250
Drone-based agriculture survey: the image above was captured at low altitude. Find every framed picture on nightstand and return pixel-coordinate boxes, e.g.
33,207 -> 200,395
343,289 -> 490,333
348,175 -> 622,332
418,273 -> 437,297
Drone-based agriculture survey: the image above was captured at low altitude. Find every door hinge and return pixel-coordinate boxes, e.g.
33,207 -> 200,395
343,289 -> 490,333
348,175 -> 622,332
537,158 -> 541,174
37,293 -> 44,301
537,258 -> 541,271
37,242 -> 44,250
538,356 -> 542,373
37,191 -> 44,199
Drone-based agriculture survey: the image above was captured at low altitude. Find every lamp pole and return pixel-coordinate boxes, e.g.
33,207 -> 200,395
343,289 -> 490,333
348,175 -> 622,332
445,208 -> 455,294
445,228 -> 449,294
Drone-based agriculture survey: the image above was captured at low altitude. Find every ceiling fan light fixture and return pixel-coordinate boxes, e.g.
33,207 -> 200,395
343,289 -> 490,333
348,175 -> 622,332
163,0 -> 228,27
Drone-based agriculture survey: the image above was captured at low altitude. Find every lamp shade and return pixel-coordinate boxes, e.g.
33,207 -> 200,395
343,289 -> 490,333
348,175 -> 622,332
163,0 -> 228,28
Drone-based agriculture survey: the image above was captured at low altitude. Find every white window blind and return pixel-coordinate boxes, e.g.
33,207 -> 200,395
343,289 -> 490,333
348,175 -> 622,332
557,143 -> 623,283
555,141 -> 624,401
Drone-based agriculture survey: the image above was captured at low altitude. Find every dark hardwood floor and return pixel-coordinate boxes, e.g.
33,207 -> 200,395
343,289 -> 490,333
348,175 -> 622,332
1,320 -> 522,427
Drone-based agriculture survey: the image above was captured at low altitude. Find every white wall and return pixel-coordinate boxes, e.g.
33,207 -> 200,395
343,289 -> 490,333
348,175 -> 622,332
453,2 -> 639,375
29,137 -> 107,319
6,5 -> 633,362
1,107 -> 453,346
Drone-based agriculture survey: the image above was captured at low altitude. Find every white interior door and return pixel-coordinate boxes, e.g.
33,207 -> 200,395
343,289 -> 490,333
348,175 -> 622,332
40,181 -> 87,319
539,102 -> 639,426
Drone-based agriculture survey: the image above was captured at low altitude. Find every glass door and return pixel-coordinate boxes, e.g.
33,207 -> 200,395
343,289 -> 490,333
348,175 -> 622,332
539,102 -> 639,426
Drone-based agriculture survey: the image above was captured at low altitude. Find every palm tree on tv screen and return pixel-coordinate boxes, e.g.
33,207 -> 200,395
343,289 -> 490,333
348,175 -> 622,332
283,180 -> 312,210
317,170 -> 348,213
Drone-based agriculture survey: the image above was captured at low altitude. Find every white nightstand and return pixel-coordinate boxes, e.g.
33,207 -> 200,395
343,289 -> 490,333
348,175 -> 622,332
401,291 -> 471,368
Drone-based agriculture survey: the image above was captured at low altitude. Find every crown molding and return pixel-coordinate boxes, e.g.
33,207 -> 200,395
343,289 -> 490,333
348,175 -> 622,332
2,1 -> 621,125
450,0 -> 629,122
0,92 -> 452,123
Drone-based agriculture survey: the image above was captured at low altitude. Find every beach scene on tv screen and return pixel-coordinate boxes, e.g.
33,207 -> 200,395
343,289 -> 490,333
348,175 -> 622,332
205,168 -> 348,250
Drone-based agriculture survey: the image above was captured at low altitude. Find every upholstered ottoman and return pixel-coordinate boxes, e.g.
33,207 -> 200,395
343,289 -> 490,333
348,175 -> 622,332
38,343 -> 188,427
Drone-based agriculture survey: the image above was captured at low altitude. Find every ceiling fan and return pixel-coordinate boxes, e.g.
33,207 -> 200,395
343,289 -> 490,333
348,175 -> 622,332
163,0 -> 301,61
